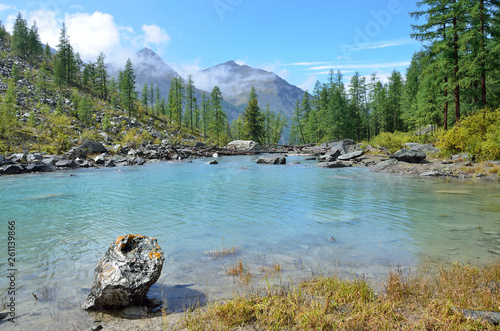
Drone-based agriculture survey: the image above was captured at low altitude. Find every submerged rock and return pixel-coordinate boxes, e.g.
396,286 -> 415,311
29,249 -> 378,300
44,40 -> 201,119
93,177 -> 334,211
256,156 -> 286,165
316,161 -> 352,168
83,234 -> 165,310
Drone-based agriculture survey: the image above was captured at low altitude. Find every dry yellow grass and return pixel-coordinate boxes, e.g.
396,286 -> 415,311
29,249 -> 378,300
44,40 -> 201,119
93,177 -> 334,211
182,261 -> 500,330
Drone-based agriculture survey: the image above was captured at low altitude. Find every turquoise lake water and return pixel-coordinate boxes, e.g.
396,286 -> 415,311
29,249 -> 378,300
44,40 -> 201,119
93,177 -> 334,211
1,155 -> 500,329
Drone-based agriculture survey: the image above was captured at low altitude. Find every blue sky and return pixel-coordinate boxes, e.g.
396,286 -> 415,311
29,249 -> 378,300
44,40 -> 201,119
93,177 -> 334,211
0,0 -> 423,91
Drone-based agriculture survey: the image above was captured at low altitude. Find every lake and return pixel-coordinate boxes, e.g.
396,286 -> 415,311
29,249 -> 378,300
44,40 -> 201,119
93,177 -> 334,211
1,155 -> 499,329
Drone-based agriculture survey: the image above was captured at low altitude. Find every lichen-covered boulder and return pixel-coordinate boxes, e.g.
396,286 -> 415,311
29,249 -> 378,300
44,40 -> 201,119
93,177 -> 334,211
226,140 -> 262,152
83,234 -> 164,310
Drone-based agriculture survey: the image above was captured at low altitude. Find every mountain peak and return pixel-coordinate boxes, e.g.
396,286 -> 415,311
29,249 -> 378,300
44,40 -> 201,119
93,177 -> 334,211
137,48 -> 163,62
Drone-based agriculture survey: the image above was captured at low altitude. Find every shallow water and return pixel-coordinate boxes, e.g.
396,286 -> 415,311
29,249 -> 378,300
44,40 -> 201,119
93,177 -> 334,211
1,155 -> 499,329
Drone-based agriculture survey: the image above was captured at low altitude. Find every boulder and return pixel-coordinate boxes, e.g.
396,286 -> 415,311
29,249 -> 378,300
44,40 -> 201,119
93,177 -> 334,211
27,153 -> 43,163
25,163 -> 54,173
226,140 -> 262,152
256,156 -> 286,165
94,154 -> 107,165
133,157 -> 146,166
330,142 -> 349,155
207,160 -> 218,165
8,153 -> 27,164
55,159 -> 78,168
337,150 -> 364,161
318,151 -> 340,163
370,159 -> 399,173
194,142 -> 207,149
81,140 -> 108,155
0,164 -> 23,175
83,234 -> 165,310
394,149 -> 426,163
407,144 -> 440,154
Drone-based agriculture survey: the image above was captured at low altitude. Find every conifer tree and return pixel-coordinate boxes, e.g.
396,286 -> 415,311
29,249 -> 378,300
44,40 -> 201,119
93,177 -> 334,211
201,93 -> 210,136
0,19 -> 8,44
119,58 -> 137,117
27,20 -> 43,62
185,75 -> 196,131
141,83 -> 149,107
210,85 -> 226,145
242,86 -> 264,143
95,52 -> 108,100
11,13 -> 29,58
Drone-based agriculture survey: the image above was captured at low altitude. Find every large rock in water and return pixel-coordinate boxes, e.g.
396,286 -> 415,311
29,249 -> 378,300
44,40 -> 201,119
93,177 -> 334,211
256,156 -> 286,164
83,234 -> 165,310
394,149 -> 426,163
226,140 -> 262,152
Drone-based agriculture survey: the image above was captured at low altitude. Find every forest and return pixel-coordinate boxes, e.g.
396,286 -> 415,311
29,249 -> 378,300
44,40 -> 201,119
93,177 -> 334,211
1,0 -> 500,160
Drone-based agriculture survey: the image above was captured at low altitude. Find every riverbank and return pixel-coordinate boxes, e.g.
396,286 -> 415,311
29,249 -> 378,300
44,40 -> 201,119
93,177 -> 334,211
2,139 -> 500,183
87,261 -> 500,330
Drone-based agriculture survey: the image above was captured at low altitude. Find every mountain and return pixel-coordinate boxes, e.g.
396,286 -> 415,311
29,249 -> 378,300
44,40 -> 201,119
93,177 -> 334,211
129,49 -> 305,122
133,47 -> 180,97
197,61 -> 305,119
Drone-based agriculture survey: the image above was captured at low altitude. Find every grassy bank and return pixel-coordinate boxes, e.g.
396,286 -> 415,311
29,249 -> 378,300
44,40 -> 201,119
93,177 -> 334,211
179,261 -> 500,330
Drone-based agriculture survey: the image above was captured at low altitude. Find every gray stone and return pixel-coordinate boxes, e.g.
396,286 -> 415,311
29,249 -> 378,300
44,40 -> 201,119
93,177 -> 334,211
133,157 -> 146,166
94,154 -> 106,165
0,164 -> 23,175
370,159 -> 399,172
194,142 -> 207,149
55,159 -> 78,168
337,150 -> 364,161
452,153 -> 472,162
83,234 -> 165,310
8,153 -> 27,164
316,161 -> 352,168
256,156 -> 286,165
419,171 -> 444,177
207,160 -> 218,165
80,140 -> 108,156
25,163 -> 54,173
227,140 -> 262,152
27,153 -> 43,163
394,149 -> 426,163
104,160 -> 116,167
318,152 -> 339,163
409,144 -> 440,154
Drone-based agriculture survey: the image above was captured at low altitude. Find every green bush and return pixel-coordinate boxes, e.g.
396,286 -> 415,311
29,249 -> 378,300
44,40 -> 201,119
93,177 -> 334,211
369,131 -> 416,154
437,108 -> 500,161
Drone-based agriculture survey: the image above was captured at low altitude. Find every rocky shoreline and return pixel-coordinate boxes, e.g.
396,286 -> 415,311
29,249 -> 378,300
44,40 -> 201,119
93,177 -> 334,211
1,139 -> 500,182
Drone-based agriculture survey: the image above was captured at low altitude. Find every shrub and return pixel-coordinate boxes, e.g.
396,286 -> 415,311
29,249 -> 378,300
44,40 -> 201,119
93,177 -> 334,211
437,108 -> 500,161
369,131 -> 416,154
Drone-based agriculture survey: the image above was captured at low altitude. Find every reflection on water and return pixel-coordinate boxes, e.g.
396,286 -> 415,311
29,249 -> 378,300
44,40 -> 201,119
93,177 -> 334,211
0,155 -> 499,329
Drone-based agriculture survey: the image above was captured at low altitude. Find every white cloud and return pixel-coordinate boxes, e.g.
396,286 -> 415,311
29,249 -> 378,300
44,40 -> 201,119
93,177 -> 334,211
0,4 -> 13,12
340,38 -> 417,52
142,24 -> 170,46
65,11 -> 122,61
308,61 -> 411,71
28,10 -> 60,47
